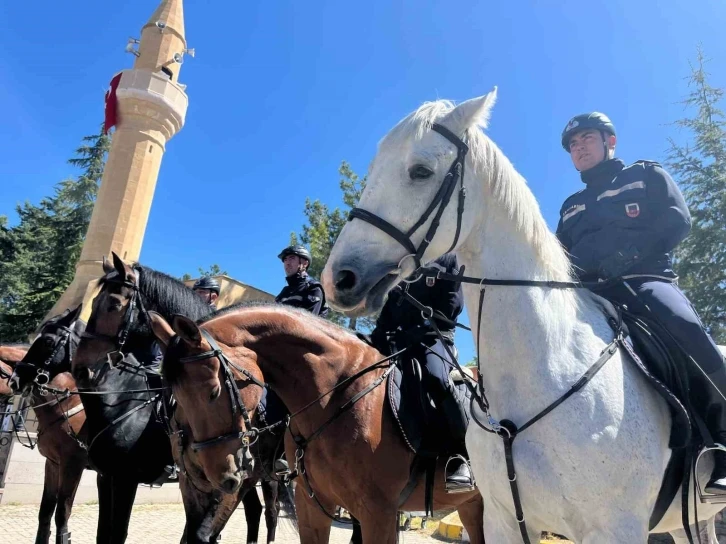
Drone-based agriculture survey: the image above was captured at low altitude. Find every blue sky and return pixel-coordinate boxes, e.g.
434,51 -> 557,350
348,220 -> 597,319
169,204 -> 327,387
1,0 -> 725,364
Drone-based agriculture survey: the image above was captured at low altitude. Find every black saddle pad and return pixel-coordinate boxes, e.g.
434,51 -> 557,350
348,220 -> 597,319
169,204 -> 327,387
386,353 -> 475,457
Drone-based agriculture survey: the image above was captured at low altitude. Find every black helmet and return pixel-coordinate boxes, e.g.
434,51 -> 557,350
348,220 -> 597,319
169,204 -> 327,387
561,112 -> 616,151
278,245 -> 312,265
192,276 -> 220,295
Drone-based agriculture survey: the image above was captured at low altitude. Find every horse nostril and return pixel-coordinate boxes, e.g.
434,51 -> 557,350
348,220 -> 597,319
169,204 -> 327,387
220,474 -> 241,494
335,269 -> 358,292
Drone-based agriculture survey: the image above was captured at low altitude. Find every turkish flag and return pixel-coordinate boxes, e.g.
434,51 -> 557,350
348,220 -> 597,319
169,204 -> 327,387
103,72 -> 123,134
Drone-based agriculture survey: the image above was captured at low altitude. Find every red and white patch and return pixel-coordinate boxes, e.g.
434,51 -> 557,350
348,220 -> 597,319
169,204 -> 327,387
625,203 -> 640,218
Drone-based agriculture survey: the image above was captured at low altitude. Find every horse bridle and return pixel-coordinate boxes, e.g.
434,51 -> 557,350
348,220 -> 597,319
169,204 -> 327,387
16,322 -> 80,391
348,122 -> 469,275
174,329 -> 265,453
81,270 -> 146,356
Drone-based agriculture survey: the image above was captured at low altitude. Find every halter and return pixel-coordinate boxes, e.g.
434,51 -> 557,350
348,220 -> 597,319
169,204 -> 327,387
348,123 -> 469,274
175,329 -> 264,453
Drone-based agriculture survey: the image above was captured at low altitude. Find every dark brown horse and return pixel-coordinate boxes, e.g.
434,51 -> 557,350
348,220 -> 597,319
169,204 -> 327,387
5,307 -> 88,544
149,304 -> 485,544
73,253 -> 294,544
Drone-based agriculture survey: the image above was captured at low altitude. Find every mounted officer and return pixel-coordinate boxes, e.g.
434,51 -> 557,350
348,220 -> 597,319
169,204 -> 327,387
266,245 -> 329,476
556,112 -> 726,493
192,276 -> 221,311
275,245 -> 329,318
370,253 -> 474,493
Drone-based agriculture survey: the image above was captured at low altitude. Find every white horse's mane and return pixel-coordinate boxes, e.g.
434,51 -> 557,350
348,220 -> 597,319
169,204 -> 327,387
379,100 -> 574,280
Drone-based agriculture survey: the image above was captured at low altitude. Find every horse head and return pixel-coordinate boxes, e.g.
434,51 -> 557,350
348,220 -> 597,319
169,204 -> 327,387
11,305 -> 84,396
323,90 -> 498,315
150,311 -> 264,495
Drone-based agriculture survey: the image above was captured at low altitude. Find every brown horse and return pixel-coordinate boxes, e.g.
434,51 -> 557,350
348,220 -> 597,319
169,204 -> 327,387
149,304 -> 485,544
73,253 -> 294,543
8,307 -> 89,544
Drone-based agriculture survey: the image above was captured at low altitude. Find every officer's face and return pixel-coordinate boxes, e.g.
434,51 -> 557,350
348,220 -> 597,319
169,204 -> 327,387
283,255 -> 305,276
194,288 -> 218,305
568,129 -> 605,172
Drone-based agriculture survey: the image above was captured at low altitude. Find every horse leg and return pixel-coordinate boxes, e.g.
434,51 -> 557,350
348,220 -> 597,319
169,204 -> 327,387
96,473 -> 114,544
260,479 -> 280,543
482,497 -> 540,544
355,506 -> 399,544
242,486 -> 264,544
179,473 -> 210,543
35,459 -> 59,544
108,476 -> 139,544
456,494 -> 486,544
295,491 -> 333,544
53,456 -> 85,544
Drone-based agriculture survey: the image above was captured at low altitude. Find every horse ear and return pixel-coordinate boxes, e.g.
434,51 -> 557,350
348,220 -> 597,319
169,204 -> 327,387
149,311 -> 174,348
102,255 -> 115,274
171,314 -> 202,345
68,304 -> 83,324
111,252 -> 134,281
58,305 -> 82,326
441,87 -> 498,136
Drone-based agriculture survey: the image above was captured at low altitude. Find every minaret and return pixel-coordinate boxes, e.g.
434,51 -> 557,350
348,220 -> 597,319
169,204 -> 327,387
44,0 -> 189,321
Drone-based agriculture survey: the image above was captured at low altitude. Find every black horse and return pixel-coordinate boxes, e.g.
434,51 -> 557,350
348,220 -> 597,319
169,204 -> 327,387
72,253 -> 293,543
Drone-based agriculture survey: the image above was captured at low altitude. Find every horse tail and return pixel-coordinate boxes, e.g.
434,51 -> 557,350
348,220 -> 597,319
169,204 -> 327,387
278,478 -> 298,534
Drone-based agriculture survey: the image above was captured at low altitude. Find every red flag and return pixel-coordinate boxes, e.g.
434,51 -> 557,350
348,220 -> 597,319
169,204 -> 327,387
103,72 -> 123,134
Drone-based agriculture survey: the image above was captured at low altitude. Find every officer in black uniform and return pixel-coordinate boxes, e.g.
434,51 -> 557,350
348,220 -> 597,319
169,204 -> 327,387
275,245 -> 329,318
266,245 -> 329,476
556,112 -> 726,493
370,253 -> 474,493
192,276 -> 221,311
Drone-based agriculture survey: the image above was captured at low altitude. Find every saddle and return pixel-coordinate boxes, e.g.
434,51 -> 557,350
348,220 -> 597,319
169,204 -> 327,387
385,341 -> 475,514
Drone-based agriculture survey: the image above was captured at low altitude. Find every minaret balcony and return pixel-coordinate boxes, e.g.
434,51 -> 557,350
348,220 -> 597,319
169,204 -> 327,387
114,68 -> 188,138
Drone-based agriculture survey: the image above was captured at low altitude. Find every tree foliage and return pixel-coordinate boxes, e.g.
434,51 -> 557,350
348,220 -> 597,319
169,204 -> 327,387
292,161 -> 376,329
0,127 -> 111,341
667,48 -> 726,343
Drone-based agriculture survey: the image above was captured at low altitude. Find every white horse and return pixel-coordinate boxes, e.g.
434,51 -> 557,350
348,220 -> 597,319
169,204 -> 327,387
321,89 -> 726,543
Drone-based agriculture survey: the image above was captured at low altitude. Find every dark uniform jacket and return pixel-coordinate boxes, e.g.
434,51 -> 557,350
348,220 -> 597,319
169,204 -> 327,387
371,253 -> 463,350
556,158 -> 691,282
275,272 -> 329,318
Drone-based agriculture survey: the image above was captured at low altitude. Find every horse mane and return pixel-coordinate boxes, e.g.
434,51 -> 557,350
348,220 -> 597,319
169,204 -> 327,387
135,265 -> 214,322
163,302 -> 360,384
380,100 -> 573,279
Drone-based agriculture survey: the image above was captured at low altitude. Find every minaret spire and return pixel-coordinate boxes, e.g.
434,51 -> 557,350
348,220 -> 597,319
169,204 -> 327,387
44,0 -> 191,323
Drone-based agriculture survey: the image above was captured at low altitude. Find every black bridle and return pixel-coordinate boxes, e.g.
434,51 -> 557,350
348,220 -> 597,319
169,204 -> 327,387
15,322 -> 80,392
81,271 -> 146,356
175,329 -> 265,453
348,123 -> 469,274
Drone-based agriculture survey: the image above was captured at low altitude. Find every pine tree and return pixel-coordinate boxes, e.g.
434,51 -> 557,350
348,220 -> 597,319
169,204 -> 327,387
667,48 -> 726,343
0,127 -> 110,341
293,161 -> 376,330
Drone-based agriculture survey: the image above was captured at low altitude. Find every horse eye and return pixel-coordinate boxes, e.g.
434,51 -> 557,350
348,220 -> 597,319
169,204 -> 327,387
409,165 -> 434,180
209,386 -> 221,402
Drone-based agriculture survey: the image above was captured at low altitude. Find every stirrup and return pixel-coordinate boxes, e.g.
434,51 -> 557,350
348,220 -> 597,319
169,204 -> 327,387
696,443 -> 726,504
445,454 -> 475,494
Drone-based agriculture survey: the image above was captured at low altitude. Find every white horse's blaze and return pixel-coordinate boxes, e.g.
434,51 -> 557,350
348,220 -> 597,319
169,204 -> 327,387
323,91 -> 726,543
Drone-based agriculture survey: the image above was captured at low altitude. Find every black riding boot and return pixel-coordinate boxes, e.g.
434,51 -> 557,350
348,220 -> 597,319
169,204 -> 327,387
697,364 -> 726,494
441,393 -> 475,493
